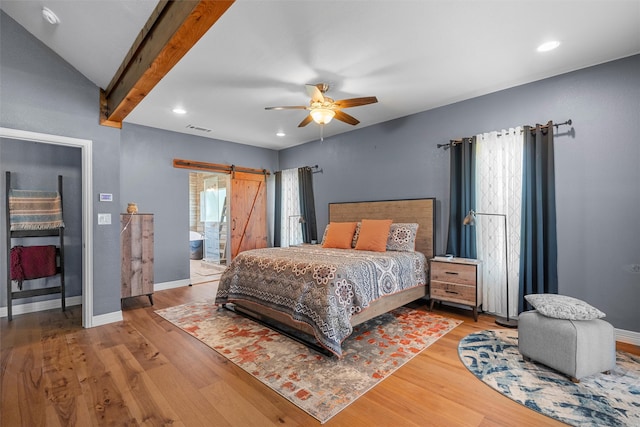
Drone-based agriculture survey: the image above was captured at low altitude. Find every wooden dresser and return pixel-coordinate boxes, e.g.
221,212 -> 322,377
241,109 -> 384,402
429,257 -> 482,321
121,213 -> 154,305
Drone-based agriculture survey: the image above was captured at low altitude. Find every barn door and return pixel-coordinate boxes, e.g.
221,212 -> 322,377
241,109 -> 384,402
230,171 -> 267,259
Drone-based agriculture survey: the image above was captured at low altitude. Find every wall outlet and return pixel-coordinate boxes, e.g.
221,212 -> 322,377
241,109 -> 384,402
97,213 -> 111,225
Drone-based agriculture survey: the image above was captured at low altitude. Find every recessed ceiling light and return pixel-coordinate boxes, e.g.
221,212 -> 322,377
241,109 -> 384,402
172,108 -> 187,114
42,7 -> 60,25
537,41 -> 560,52
276,132 -> 286,137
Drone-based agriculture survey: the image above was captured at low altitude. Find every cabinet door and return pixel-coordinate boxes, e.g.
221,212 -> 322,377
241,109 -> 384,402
230,172 -> 267,260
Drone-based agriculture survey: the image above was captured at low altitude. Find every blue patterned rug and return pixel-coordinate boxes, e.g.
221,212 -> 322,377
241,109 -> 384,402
458,330 -> 640,427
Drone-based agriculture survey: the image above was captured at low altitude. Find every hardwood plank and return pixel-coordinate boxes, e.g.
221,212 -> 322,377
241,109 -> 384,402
66,328 -> 138,425
213,369 -> 311,426
145,364 -> 227,427
357,374 -> 486,427
199,380 -> 279,426
328,388 -> 429,427
40,332 -> 84,426
98,344 -> 183,426
2,345 -> 47,427
125,310 -> 236,390
16,347 -> 48,426
114,321 -> 168,372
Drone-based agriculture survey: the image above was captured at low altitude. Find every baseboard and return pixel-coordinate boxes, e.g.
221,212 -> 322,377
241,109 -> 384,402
615,328 -> 640,346
91,310 -> 123,327
0,295 -> 82,318
154,278 -> 191,291
0,280 -> 191,321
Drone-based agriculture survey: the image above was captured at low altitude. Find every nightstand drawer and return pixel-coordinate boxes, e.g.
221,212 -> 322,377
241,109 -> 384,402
430,262 -> 476,285
430,281 -> 476,305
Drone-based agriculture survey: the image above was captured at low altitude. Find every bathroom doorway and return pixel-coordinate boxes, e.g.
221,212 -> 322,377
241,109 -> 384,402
189,172 -> 229,284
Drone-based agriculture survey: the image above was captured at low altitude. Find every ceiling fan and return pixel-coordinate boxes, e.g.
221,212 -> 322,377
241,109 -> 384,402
265,83 -> 378,128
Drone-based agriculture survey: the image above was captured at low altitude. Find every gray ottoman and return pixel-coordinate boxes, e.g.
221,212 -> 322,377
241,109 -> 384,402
518,310 -> 616,382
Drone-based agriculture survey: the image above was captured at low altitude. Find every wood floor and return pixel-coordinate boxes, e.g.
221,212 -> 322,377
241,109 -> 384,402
2,282 -> 638,427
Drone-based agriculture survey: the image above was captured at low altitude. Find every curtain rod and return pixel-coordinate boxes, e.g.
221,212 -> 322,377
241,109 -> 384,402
437,119 -> 572,150
274,165 -> 322,174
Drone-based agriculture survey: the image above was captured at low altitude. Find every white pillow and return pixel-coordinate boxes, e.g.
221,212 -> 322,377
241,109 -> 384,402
524,294 -> 606,320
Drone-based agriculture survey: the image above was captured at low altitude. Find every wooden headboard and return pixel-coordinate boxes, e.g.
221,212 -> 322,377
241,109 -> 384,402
328,198 -> 435,260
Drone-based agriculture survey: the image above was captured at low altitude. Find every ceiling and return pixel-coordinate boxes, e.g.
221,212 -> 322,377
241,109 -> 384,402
2,1 -> 639,150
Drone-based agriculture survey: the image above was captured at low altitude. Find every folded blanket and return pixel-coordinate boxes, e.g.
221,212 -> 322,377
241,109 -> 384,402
9,190 -> 64,231
10,246 -> 58,284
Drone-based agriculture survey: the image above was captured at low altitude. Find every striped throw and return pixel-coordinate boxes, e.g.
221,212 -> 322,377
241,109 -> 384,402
9,190 -> 64,231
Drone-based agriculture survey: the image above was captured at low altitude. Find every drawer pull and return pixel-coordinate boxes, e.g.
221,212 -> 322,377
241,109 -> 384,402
445,290 -> 459,294
445,271 -> 459,275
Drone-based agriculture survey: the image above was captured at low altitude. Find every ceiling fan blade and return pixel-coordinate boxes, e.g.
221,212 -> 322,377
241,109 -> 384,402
305,84 -> 325,103
334,110 -> 360,126
334,96 -> 378,108
265,106 -> 307,110
298,114 -> 313,127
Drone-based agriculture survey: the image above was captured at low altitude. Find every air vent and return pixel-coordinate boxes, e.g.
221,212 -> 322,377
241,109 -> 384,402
186,124 -> 212,133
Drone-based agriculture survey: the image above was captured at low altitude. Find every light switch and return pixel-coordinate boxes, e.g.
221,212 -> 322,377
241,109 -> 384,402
98,213 -> 111,225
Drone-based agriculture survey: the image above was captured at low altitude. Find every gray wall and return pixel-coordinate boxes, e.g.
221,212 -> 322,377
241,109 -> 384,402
1,11 -> 121,316
280,55 -> 640,332
120,123 -> 278,284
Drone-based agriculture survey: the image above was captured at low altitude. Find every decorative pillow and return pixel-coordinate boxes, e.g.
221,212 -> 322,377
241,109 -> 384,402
351,222 -> 361,247
321,224 -> 330,244
321,222 -> 361,247
524,294 -> 606,320
355,219 -> 393,252
321,222 -> 358,249
386,223 -> 419,252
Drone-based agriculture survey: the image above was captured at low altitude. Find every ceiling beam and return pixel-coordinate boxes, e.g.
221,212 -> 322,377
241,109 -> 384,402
100,0 -> 235,127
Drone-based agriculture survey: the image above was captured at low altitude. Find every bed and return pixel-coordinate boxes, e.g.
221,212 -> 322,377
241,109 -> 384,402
215,198 -> 435,357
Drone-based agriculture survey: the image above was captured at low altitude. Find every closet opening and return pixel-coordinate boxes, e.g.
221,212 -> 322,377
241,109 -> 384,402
1,127 -> 92,326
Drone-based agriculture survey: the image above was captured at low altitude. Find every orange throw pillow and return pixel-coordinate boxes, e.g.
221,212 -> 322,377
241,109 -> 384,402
355,219 -> 393,252
322,222 -> 358,249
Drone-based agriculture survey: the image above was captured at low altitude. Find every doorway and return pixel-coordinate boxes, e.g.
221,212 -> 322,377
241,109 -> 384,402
0,127 -> 93,326
189,172 -> 229,284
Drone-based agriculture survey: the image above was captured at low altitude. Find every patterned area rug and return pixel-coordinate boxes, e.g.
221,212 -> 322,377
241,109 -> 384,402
458,330 -> 640,427
156,300 -> 460,423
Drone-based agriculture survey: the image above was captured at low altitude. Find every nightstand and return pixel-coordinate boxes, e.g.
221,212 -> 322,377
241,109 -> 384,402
429,257 -> 482,321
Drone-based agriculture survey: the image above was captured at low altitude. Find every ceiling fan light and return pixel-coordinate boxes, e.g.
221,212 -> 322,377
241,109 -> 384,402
310,108 -> 335,124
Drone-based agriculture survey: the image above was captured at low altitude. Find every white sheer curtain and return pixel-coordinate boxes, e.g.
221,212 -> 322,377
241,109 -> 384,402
280,168 -> 301,247
475,128 -> 523,318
